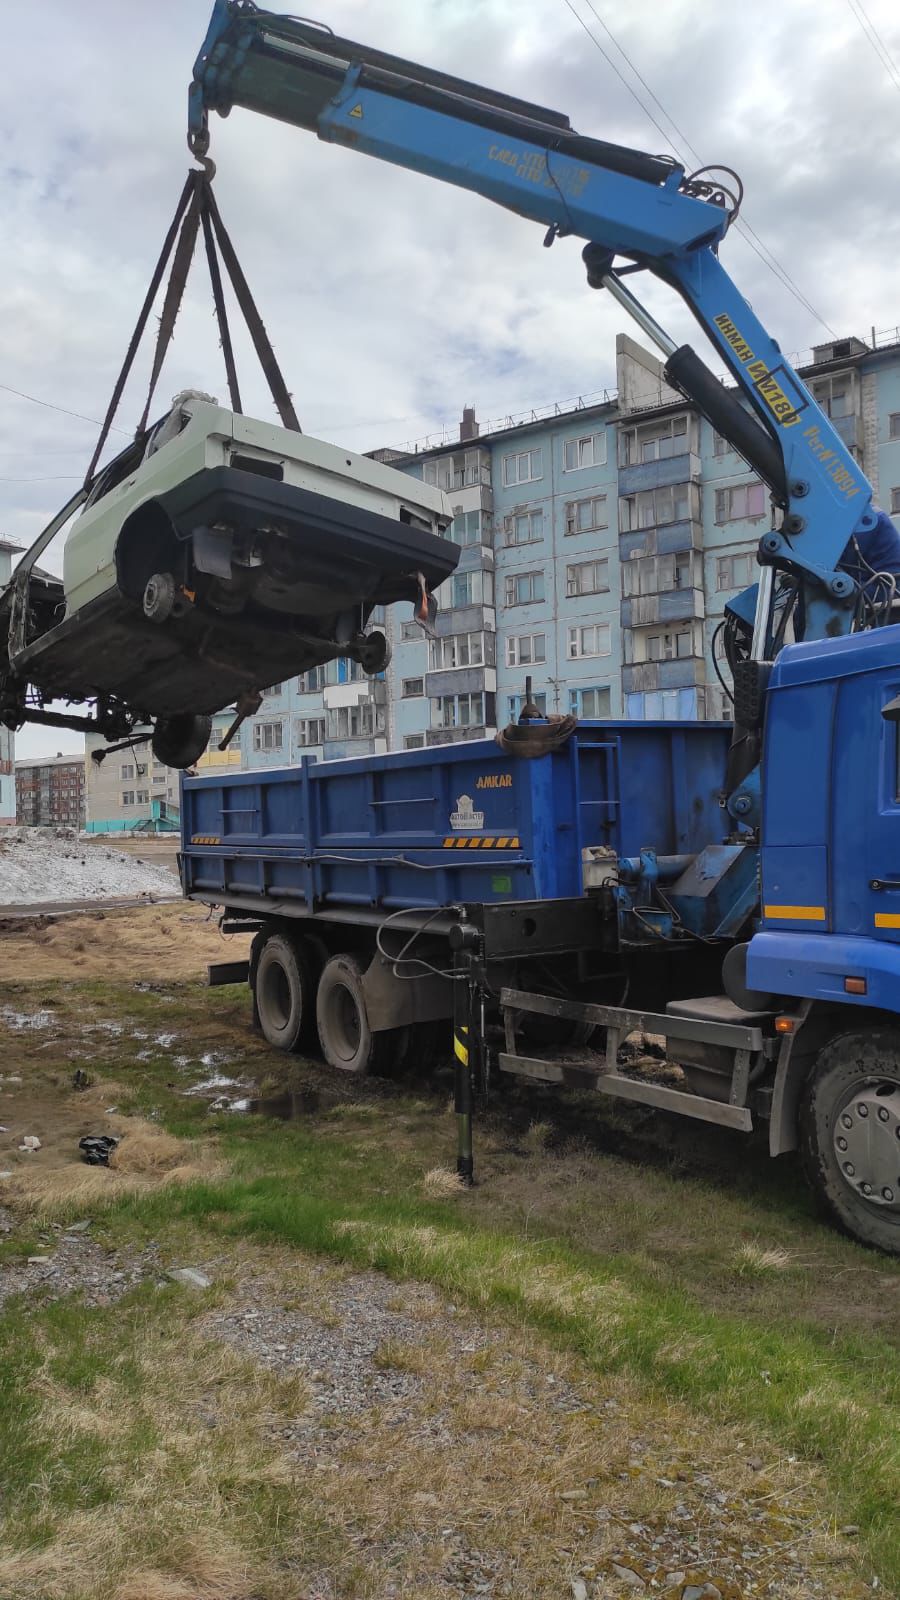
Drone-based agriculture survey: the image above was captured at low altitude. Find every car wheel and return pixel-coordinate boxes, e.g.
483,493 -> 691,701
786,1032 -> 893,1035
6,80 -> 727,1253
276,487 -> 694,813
151,712 -> 212,769
354,631 -> 392,675
143,572 -> 178,623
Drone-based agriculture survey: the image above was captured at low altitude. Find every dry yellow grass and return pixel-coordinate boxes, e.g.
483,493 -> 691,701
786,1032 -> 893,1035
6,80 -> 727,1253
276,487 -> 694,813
421,1164 -> 467,1198
10,1118 -> 220,1220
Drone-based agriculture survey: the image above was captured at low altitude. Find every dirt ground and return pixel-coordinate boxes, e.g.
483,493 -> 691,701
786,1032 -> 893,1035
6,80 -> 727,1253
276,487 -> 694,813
0,900 -> 250,982
0,905 -> 892,1597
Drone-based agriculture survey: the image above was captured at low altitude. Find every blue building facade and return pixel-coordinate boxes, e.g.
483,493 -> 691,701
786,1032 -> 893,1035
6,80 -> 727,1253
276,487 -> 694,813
241,328 -> 900,766
0,541 -> 18,825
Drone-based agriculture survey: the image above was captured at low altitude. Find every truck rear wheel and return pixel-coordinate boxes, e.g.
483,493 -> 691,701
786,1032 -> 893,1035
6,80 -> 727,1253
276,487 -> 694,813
800,1028 -> 900,1254
316,952 -> 392,1074
255,934 -> 313,1053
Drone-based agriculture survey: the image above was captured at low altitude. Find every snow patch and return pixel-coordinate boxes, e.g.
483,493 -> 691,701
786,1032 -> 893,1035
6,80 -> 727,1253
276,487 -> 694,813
0,829 -> 177,906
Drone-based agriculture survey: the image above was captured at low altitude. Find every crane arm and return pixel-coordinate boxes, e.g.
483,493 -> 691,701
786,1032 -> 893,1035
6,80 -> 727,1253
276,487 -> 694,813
189,1 -> 879,649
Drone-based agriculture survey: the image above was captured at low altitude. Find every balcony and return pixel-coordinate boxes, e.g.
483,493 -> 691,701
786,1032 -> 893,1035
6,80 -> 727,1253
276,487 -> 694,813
424,665 -> 495,699
622,588 -> 705,628
619,518 -> 703,561
426,725 -> 488,747
618,452 -> 701,496
434,603 -> 495,637
830,411 -> 865,453
623,656 -> 706,693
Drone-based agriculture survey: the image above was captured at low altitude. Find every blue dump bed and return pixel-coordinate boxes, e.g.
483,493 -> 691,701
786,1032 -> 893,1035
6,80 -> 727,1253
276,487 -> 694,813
181,721 -> 732,915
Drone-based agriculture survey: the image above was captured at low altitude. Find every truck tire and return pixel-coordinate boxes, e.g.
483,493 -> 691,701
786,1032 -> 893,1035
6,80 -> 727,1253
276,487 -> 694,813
800,1028 -> 900,1255
316,952 -> 391,1074
255,934 -> 313,1053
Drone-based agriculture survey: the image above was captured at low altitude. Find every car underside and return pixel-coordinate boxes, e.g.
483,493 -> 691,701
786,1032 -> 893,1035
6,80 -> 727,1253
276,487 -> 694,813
0,398 -> 458,767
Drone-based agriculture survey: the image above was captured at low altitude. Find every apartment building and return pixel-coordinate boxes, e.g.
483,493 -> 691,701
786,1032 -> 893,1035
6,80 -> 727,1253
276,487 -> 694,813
239,325 -> 900,766
0,540 -> 18,825
15,753 -> 85,828
84,709 -> 239,832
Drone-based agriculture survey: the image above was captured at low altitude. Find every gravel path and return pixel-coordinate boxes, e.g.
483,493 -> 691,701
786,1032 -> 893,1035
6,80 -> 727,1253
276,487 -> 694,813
0,1212 -> 159,1309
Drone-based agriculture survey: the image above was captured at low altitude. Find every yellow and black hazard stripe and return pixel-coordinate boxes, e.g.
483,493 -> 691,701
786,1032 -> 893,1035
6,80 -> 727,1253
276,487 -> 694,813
454,1024 -> 469,1066
191,834 -> 222,845
441,835 -> 520,849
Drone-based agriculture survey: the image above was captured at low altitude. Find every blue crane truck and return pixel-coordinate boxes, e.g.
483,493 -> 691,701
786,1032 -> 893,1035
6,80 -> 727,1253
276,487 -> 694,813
183,636 -> 900,1257
176,3 -> 900,1253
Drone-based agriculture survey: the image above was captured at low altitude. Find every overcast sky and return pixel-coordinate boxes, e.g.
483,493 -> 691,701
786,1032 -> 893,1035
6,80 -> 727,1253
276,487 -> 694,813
3,0 -> 899,759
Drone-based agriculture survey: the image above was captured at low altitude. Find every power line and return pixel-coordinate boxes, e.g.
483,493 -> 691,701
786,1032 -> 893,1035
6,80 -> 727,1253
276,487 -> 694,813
844,0 -> 900,95
562,0 -> 838,337
0,381 -> 130,435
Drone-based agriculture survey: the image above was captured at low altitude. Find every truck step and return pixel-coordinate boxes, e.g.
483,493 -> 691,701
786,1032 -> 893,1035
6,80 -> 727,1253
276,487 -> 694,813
665,995 -> 776,1027
497,1052 -> 753,1130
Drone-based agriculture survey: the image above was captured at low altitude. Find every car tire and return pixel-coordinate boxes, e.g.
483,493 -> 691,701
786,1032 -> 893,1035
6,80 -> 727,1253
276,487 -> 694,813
143,572 -> 177,623
355,631 -> 392,675
255,934 -> 314,1053
152,712 -> 212,769
316,952 -> 393,1074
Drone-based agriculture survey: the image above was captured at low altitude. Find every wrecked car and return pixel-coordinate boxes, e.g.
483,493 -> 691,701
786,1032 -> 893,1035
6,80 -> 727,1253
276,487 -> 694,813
0,391 -> 458,767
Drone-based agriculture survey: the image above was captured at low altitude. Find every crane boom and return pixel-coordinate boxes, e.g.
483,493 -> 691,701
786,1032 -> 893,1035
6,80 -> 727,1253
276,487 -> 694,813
189,0 -> 878,653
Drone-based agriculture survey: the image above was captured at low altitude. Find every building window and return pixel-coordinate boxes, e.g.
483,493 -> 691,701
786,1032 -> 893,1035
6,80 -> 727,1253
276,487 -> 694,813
121,791 -> 134,807
295,717 -> 325,745
623,552 -> 693,596
400,620 -> 422,641
425,450 -> 485,492
449,510 -> 482,546
620,414 -> 687,466
568,623 -> 611,659
431,692 -> 486,729
404,734 -> 425,750
621,483 -> 691,530
252,720 -> 283,751
715,482 -> 766,522
120,764 -> 134,781
507,691 -> 547,720
569,686 -> 611,718
502,447 -> 542,486
445,569 -> 493,609
891,487 -> 900,515
565,495 -> 607,535
298,665 -> 326,693
402,677 -> 425,697
713,430 -> 730,457
716,551 -> 756,590
506,507 -> 543,545
889,413 -> 900,441
505,632 -> 546,667
563,432 -> 607,471
135,790 -> 149,804
429,632 -> 484,670
263,682 -> 283,697
325,657 -> 366,686
326,703 -> 385,740
645,628 -> 694,661
809,373 -> 853,419
566,558 -> 609,597
504,570 -> 545,606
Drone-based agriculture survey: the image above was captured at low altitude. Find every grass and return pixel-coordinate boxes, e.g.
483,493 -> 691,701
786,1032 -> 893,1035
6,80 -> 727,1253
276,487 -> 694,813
0,1279 -> 319,1600
2,973 -> 899,1594
74,1099 -> 894,1589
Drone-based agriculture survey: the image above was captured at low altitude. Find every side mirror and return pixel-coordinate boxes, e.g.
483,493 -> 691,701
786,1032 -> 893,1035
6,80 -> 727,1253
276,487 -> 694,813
881,693 -> 900,722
